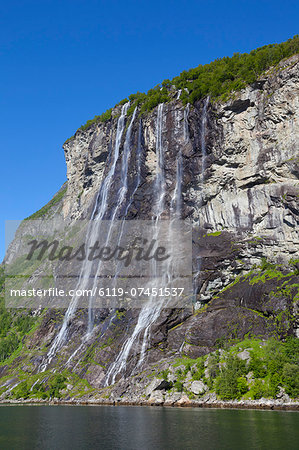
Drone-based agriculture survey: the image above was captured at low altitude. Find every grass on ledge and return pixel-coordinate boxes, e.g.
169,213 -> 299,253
24,186 -> 67,220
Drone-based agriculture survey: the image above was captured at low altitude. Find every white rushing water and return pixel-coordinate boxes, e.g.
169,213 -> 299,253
138,104 -> 190,366
87,106 -> 137,332
42,103 -> 130,369
129,119 -> 143,213
194,96 -> 209,289
200,97 -> 209,180
65,111 -> 143,368
111,118 -> 143,286
44,98 -> 207,381
105,103 -> 166,384
105,102 -> 190,384
171,103 -> 189,217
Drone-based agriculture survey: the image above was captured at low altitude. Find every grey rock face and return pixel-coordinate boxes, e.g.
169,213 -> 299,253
64,57 -> 299,246
60,55 -> 299,308
199,56 -> 299,260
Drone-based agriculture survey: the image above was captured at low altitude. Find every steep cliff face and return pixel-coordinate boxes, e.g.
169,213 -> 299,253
200,55 -> 298,258
62,54 -> 299,301
64,56 -> 299,234
1,55 -> 298,401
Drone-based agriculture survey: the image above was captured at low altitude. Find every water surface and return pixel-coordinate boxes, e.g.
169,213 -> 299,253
0,405 -> 298,449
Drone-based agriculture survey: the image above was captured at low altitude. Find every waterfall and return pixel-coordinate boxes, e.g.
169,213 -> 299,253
184,103 -> 190,143
44,99 -> 199,379
105,104 -> 166,385
65,113 -> 143,369
116,107 -> 138,216
194,96 -> 209,294
154,103 -> 166,216
170,152 -> 182,217
133,103 -> 168,368
171,103 -> 189,217
42,102 -> 130,368
87,106 -> 137,332
105,102 -> 190,384
200,97 -> 209,182
94,102 -> 130,221
128,119 -> 143,213
111,118 -> 143,286
137,104 -> 190,366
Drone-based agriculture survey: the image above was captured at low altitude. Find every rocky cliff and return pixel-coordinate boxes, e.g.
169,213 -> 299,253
0,54 -> 298,404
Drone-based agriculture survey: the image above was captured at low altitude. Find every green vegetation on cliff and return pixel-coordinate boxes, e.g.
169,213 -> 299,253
0,267 -> 37,363
170,337 -> 299,401
65,35 -> 299,142
6,368 -> 95,401
174,35 -> 299,104
215,338 -> 299,400
25,185 -> 67,220
11,373 -> 67,400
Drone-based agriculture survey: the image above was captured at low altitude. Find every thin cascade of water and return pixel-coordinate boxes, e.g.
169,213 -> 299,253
94,102 -> 130,221
105,104 -> 165,385
111,119 -> 144,286
106,102 -> 190,383
134,103 -> 170,367
137,104 -> 189,367
170,153 -> 182,217
87,106 -> 137,332
42,103 -> 130,369
200,97 -> 209,181
194,96 -> 209,291
126,119 -> 143,215
65,111 -> 143,367
183,103 -> 190,143
171,103 -> 189,217
154,103 -> 166,215
67,309 -> 117,369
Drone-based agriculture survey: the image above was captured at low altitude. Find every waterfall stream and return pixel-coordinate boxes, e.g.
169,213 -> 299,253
67,113 -> 143,368
105,104 -> 165,384
194,96 -> 209,292
105,102 -> 190,384
200,97 -> 209,180
44,98 -> 208,381
87,106 -> 137,332
42,102 -> 130,369
111,118 -> 143,287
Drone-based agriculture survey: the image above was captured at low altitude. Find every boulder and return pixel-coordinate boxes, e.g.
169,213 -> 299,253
177,395 -> 192,406
164,391 -> 182,405
190,380 -> 207,395
237,350 -> 251,361
276,386 -> 291,402
145,378 -> 172,396
145,378 -> 161,396
148,390 -> 164,405
201,392 -> 217,403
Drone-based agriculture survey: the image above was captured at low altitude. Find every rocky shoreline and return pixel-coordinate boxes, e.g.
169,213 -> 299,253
1,398 -> 298,411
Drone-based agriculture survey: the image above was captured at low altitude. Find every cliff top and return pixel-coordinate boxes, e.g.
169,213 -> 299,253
64,35 -> 299,144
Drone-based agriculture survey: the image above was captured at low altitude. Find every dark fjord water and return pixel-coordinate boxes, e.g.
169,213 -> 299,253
0,406 -> 298,449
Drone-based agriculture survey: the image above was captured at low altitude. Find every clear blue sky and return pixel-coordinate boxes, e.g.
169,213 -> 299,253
1,0 -> 298,260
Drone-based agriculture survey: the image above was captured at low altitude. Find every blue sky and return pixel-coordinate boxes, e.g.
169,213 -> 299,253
1,0 -> 298,260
